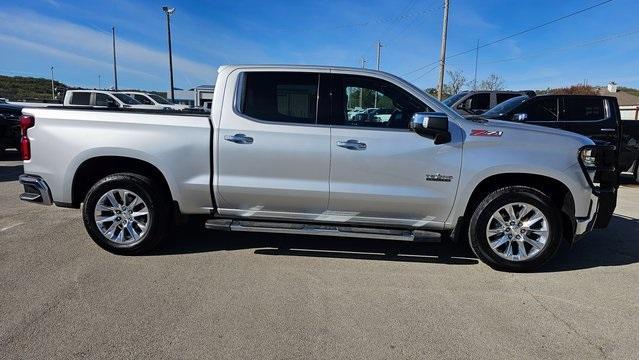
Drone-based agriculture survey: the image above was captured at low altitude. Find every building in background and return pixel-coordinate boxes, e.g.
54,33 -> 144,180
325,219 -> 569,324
598,82 -> 639,120
170,85 -> 215,108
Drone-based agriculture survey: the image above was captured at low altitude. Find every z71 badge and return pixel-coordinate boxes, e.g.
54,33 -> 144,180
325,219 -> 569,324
470,129 -> 503,137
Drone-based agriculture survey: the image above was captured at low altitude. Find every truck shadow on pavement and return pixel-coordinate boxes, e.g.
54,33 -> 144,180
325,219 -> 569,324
152,214 -> 639,271
155,226 -> 479,266
541,214 -> 639,272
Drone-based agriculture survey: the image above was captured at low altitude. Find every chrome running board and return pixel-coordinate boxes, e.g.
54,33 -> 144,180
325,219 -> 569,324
205,219 -> 441,243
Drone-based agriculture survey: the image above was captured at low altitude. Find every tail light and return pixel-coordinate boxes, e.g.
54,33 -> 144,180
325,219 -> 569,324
19,115 -> 35,160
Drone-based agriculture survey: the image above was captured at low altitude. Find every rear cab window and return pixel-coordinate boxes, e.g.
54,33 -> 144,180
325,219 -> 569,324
239,72 -> 319,124
70,92 -> 90,105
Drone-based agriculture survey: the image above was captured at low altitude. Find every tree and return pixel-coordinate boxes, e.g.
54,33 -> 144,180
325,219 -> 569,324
478,74 -> 505,91
424,88 -> 438,97
548,84 -> 598,95
445,70 -> 467,96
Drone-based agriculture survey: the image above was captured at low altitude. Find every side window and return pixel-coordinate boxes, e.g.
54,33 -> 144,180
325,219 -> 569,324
95,93 -> 110,106
70,92 -> 90,105
335,75 -> 429,129
459,93 -> 490,112
134,94 -> 153,105
561,97 -> 606,121
240,72 -> 318,124
496,93 -> 519,104
519,97 -> 558,122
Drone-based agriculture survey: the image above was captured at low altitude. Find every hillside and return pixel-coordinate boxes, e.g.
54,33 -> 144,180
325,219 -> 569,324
0,75 -> 69,101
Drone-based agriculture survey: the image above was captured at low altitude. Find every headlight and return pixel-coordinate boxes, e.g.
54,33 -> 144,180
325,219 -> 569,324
580,149 -> 597,168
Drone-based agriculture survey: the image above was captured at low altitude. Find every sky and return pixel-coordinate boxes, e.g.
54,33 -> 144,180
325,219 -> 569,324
1,0 -> 638,92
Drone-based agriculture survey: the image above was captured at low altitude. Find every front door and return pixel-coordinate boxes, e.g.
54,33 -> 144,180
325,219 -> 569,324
327,74 -> 462,228
216,71 -> 330,220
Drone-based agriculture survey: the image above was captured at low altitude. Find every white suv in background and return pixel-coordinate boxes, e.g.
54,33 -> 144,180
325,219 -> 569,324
119,91 -> 188,110
63,90 -> 167,110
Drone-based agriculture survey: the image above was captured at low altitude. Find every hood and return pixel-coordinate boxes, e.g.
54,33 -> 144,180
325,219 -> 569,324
473,118 -> 594,146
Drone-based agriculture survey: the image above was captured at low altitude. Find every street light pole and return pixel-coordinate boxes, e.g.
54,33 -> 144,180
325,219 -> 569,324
112,26 -> 118,91
374,41 -> 383,107
98,75 -> 101,90
360,57 -> 367,108
436,0 -> 450,100
473,39 -> 479,90
162,6 -> 176,101
50,66 -> 55,100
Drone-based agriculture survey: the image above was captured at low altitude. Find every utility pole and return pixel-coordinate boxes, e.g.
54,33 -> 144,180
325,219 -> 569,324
473,39 -> 479,90
98,75 -> 101,90
50,66 -> 55,100
162,6 -> 176,101
436,0 -> 450,100
360,57 -> 367,108
112,26 -> 118,91
374,41 -> 383,107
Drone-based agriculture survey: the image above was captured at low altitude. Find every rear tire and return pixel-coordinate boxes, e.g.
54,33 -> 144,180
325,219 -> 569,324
468,186 -> 563,272
82,173 -> 171,254
633,161 -> 639,184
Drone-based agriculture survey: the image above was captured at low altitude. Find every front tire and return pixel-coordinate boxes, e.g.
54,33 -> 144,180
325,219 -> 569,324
82,173 -> 170,254
468,186 -> 563,272
633,161 -> 639,184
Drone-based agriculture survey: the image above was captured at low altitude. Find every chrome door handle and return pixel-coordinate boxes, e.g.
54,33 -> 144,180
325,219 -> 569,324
224,133 -> 254,144
337,139 -> 367,151
600,128 -> 616,132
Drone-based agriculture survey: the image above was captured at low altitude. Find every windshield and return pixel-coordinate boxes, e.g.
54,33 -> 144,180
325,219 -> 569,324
442,92 -> 466,106
482,95 -> 530,117
149,94 -> 173,105
112,93 -> 141,105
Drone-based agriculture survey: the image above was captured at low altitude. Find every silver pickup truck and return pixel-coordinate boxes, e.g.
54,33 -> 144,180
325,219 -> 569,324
17,65 -> 617,271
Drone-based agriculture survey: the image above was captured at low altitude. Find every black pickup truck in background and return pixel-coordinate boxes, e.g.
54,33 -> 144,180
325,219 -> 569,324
0,102 -> 23,158
474,94 -> 639,183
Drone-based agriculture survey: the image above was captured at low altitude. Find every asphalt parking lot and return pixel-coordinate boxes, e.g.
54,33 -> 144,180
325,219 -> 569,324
1,150 -> 638,359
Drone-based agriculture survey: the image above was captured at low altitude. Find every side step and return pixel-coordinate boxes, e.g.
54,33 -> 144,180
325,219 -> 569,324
205,219 -> 441,243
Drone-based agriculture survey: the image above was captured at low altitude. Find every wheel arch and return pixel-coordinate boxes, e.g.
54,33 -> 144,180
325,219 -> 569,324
71,156 -> 174,209
455,173 -> 576,243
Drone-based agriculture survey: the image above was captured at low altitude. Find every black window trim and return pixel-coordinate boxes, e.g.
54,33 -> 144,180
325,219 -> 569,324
232,70 -> 328,128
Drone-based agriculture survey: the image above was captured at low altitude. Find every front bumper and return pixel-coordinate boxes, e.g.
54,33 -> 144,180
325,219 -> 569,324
19,174 -> 53,205
574,145 -> 618,239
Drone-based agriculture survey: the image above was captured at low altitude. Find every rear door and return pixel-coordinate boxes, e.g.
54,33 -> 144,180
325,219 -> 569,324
327,73 -> 462,228
557,96 -> 617,145
216,71 -> 331,220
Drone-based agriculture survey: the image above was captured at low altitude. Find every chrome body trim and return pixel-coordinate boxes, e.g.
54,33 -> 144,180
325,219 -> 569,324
18,174 -> 53,205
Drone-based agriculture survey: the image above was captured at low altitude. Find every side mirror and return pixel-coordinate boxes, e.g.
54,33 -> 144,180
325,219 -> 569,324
513,113 -> 527,122
410,112 -> 452,145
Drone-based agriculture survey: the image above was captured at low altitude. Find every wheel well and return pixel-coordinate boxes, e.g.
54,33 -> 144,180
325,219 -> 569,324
464,173 -> 576,241
72,156 -> 173,207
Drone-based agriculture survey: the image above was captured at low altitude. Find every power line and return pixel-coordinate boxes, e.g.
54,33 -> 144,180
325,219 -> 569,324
414,27 -> 639,86
404,0 -> 615,77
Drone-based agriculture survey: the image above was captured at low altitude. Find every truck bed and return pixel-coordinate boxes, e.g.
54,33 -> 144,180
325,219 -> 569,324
21,107 -> 213,213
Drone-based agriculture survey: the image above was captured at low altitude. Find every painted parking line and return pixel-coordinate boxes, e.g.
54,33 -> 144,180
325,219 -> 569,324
0,223 -> 24,232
